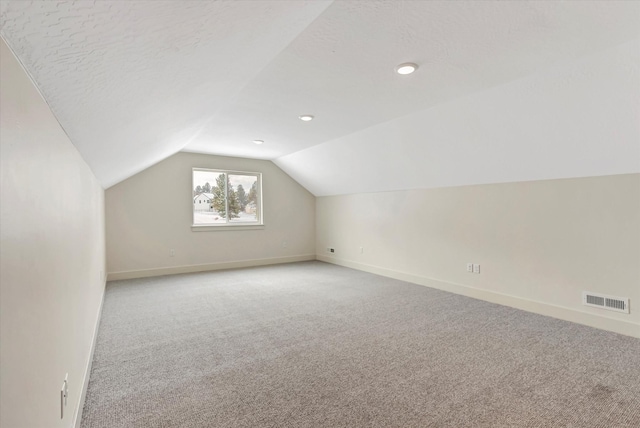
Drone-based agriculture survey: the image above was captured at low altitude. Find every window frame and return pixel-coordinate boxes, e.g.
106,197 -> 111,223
191,167 -> 264,231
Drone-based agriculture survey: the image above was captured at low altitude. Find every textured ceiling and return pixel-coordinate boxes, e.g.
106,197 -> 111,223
0,0 -> 332,187
1,1 -> 639,190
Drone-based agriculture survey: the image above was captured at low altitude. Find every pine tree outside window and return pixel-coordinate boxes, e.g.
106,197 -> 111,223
192,168 -> 262,226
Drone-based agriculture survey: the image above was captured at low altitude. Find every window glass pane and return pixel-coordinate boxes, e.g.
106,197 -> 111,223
193,169 -> 261,226
193,171 -> 226,224
229,174 -> 258,223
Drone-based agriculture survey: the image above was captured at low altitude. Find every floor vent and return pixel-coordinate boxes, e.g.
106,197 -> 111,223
583,291 -> 629,314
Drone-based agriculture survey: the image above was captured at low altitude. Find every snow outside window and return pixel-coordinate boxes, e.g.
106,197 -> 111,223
192,168 -> 262,226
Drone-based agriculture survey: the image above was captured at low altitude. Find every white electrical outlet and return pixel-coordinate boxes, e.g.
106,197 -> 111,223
466,263 -> 473,272
359,246 -> 364,254
473,264 -> 480,274
60,373 -> 68,419
282,240 -> 288,248
169,249 -> 175,257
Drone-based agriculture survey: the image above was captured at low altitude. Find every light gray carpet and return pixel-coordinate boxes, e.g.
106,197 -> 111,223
81,261 -> 640,427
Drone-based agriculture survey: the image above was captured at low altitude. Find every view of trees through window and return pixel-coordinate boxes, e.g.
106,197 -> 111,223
193,169 -> 260,225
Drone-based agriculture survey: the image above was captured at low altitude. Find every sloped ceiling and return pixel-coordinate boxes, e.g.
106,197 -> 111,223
275,38 -> 640,196
0,0 -> 332,187
1,1 -> 639,193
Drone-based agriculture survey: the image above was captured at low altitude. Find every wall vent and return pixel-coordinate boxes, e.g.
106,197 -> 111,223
582,291 -> 629,314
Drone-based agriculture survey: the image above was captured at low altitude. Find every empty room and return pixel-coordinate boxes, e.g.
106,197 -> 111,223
1,1 -> 639,427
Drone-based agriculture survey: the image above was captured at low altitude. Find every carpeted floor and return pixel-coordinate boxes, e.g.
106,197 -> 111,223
81,261 -> 640,427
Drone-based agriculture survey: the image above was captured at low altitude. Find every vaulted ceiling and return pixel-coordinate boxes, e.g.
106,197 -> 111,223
1,1 -> 639,193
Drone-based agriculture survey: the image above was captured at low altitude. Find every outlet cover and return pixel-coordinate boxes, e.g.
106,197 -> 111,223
60,380 -> 67,419
64,374 -> 68,406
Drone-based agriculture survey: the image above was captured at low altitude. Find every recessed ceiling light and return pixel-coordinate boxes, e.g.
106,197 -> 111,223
299,115 -> 314,122
253,140 -> 264,145
395,62 -> 418,75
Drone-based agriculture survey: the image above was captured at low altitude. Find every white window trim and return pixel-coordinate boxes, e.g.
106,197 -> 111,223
191,167 -> 263,230
191,224 -> 265,232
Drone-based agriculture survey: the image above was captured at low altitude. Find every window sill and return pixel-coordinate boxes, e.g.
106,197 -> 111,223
191,224 -> 265,232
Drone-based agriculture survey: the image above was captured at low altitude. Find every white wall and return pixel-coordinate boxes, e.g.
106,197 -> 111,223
105,152 -> 315,279
0,38 -> 106,428
317,174 -> 640,338
275,38 -> 640,196
274,36 -> 640,338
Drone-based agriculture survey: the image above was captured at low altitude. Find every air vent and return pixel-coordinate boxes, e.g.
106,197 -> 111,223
583,291 -> 629,314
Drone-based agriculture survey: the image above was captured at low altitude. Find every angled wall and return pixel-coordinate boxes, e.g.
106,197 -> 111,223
0,38 -> 106,427
277,39 -> 640,337
276,38 -> 639,196
105,152 -> 315,279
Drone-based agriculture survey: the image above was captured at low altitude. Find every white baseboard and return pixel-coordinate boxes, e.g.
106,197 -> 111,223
107,254 -> 317,281
317,255 -> 640,339
73,280 -> 106,428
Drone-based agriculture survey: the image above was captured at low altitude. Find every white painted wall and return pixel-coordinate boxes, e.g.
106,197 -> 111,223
316,174 -> 640,338
276,38 -> 640,197
0,38 -> 106,428
105,152 -> 315,279
300,38 -> 640,338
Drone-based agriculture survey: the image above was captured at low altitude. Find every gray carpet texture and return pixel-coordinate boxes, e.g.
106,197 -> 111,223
81,261 -> 640,428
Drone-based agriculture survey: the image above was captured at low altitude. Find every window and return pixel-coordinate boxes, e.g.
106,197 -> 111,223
192,168 -> 262,227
